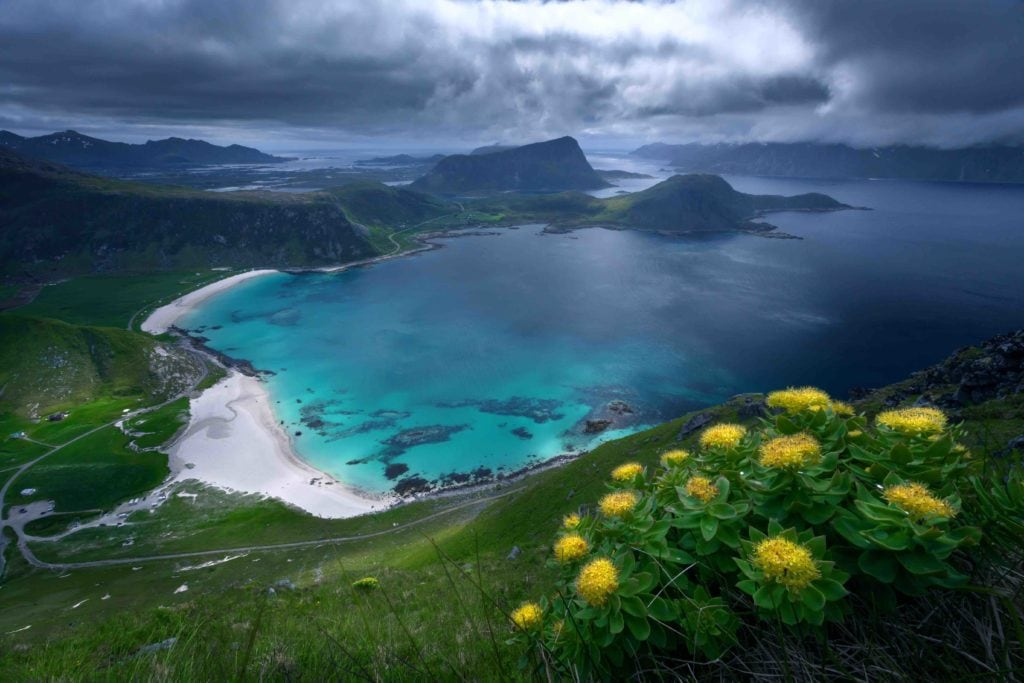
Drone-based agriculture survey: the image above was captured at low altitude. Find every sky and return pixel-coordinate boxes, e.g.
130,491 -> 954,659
1,0 -> 1022,151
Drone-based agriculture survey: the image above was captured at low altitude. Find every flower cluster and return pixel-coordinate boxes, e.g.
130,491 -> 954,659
759,433 -> 822,470
554,533 -> 589,563
699,423 -> 747,449
575,558 -> 619,606
752,537 -> 821,590
766,386 -> 832,414
511,602 -> 543,631
611,462 -> 643,482
876,406 -> 947,435
599,490 -> 639,517
884,482 -> 955,520
511,392 -> 983,677
685,475 -> 719,503
660,449 -> 690,468
351,577 -> 380,590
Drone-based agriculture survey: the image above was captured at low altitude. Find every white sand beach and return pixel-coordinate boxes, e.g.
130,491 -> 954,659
168,371 -> 385,518
142,269 -> 278,334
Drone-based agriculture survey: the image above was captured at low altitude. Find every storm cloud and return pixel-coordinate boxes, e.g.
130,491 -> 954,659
1,0 -> 1021,148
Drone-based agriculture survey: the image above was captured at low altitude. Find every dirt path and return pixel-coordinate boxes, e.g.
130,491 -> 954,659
17,487 -> 517,571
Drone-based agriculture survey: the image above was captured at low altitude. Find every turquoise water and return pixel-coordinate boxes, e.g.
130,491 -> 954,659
181,176 -> 1024,495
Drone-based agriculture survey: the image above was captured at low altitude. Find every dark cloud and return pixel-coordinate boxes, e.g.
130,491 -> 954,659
780,0 -> 1024,114
0,0 -> 1021,147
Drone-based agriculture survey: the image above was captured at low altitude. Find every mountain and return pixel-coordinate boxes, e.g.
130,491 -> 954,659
469,144 -> 515,155
410,136 -> 610,194
325,181 -> 452,228
603,173 -> 846,231
473,173 -> 848,233
631,141 -> 1024,183
0,148 -> 376,279
0,129 -> 287,168
354,153 -> 446,166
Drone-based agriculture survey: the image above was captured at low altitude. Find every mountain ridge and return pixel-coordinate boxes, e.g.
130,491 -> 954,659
0,129 -> 288,168
632,141 -> 1024,183
411,136 -> 610,194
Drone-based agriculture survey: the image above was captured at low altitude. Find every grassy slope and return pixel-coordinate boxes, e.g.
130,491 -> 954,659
0,315 -> 192,418
16,270 -> 236,329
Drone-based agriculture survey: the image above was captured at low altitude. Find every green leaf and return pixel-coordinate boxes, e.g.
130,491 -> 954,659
736,579 -> 758,596
776,414 -> 800,434
897,550 -> 946,576
619,595 -> 645,618
609,609 -> 624,635
648,597 -> 675,622
801,584 -> 826,611
753,584 -> 778,609
816,578 -> 848,601
858,551 -> 898,583
700,515 -> 720,541
708,502 -> 735,519
626,614 -> 651,641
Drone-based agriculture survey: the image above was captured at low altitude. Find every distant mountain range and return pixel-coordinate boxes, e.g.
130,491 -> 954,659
411,136 -> 610,194
632,142 -> 1024,183
354,153 -> 446,166
0,130 -> 287,168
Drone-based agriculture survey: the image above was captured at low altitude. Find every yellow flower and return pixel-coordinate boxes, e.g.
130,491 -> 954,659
847,429 -> 863,438
752,537 -> 821,590
611,462 -> 643,482
759,433 -> 822,470
884,482 -> 955,520
554,533 -> 589,563
660,449 -> 690,468
562,513 -> 581,530
766,387 -> 832,414
510,602 -> 543,631
575,558 -> 619,606
685,475 -> 719,503
699,423 -> 747,450
876,407 -> 947,435
831,401 -> 856,417
599,490 -> 639,517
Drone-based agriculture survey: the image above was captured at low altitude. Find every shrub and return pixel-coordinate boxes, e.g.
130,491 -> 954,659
351,577 -> 380,590
510,388 -> 1017,677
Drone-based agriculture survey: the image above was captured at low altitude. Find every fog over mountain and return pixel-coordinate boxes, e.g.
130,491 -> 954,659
1,0 -> 1022,149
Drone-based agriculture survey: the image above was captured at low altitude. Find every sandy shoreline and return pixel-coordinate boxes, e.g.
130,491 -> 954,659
168,371 -> 390,518
136,234 -> 499,518
142,269 -> 278,334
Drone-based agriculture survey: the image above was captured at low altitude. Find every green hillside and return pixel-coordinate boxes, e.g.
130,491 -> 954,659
0,315 -> 203,418
0,149 -> 377,280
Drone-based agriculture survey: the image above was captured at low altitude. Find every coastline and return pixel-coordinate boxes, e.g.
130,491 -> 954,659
167,371 -> 391,518
142,269 -> 279,334
137,237 -> 467,518
137,229 -> 579,518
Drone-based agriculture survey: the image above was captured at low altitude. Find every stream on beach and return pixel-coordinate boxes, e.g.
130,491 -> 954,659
177,174 -> 1024,496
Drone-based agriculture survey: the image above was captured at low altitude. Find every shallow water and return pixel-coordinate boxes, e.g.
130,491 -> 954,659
181,175 -> 1024,494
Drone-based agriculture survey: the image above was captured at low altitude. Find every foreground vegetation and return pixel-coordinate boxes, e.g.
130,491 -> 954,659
0,378 -> 1020,680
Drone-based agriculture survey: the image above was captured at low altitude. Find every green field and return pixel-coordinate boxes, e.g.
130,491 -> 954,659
14,270 -> 236,329
6,425 -> 169,513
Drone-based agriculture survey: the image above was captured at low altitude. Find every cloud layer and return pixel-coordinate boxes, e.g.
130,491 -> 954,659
1,0 -> 1022,148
